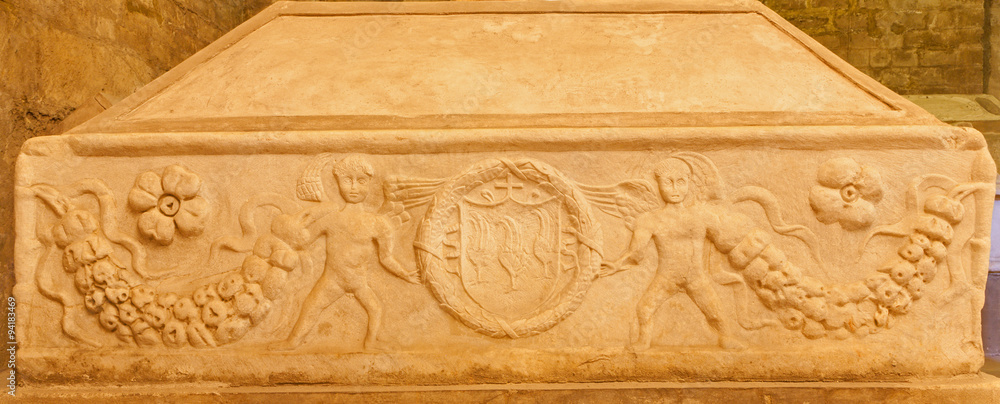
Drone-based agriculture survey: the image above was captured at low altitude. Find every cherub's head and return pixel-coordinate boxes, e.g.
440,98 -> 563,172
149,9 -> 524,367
653,158 -> 691,205
332,155 -> 374,204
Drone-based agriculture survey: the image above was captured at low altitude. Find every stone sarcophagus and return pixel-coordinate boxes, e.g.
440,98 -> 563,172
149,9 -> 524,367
12,0 -> 999,396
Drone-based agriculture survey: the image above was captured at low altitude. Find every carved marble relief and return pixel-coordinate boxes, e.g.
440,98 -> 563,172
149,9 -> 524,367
22,151 -> 994,352
128,165 -> 210,245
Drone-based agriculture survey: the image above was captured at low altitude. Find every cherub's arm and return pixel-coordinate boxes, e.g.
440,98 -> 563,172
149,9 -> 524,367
600,214 -> 654,276
374,217 -> 420,284
617,220 -> 654,267
293,203 -> 337,245
703,204 -> 755,254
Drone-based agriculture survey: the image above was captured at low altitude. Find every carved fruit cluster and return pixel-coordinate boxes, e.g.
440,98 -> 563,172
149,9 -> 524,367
155,225 -> 309,348
726,230 -> 850,339
164,216 -> 306,347
166,273 -> 273,348
56,209 -> 279,348
83,263 -> 275,348
51,209 -> 153,346
240,218 -> 304,302
723,200 -> 954,341
55,214 -> 135,343
860,194 -> 964,322
53,210 -> 173,347
60,202 -> 305,348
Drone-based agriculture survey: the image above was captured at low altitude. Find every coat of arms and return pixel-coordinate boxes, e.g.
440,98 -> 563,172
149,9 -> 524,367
459,173 -> 565,318
411,159 -> 603,338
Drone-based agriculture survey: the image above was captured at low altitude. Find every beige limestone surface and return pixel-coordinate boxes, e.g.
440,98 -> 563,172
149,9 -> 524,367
11,0 -> 998,394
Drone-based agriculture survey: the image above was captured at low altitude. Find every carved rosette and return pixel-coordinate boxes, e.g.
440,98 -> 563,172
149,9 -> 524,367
415,159 -> 603,338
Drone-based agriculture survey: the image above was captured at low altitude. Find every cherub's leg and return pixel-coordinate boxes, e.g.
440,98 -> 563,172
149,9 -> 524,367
353,285 -> 383,350
687,278 -> 745,350
273,274 -> 344,350
634,276 -> 677,350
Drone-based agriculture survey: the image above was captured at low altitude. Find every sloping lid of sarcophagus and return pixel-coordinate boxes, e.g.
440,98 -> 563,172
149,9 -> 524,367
68,0 -> 943,134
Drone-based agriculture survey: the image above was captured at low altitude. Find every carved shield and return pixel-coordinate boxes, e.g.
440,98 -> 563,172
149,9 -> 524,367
417,158 -> 603,338
459,194 -> 562,318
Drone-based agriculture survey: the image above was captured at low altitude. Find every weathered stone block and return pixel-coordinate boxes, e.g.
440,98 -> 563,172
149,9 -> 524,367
903,30 -> 947,49
893,49 -> 919,67
812,33 -> 843,50
874,69 -> 910,89
870,49 -> 891,68
960,46 -> 986,66
953,6 -> 987,27
846,49 -> 872,67
943,28 -> 986,46
920,50 -> 959,67
900,10 -> 929,29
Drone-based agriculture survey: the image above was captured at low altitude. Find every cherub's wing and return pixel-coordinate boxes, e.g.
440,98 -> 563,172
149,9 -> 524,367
380,176 -> 449,226
295,153 -> 336,202
576,180 -> 660,230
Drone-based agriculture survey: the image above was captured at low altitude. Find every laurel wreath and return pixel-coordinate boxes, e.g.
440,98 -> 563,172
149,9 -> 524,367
415,158 -> 603,338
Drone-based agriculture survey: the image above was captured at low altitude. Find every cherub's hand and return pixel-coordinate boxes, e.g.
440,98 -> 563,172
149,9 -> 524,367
299,209 -> 320,226
405,271 -> 421,284
297,205 -> 332,227
597,259 -> 635,279
597,260 -> 620,278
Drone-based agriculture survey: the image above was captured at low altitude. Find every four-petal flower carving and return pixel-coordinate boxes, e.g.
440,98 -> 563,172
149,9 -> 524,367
128,165 -> 209,245
808,157 -> 884,230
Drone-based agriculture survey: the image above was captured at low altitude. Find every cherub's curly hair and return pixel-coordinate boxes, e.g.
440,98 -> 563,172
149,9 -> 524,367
332,155 -> 374,178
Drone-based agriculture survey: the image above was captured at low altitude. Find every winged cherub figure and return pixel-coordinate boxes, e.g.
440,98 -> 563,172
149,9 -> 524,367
589,153 -> 747,350
272,155 -> 419,351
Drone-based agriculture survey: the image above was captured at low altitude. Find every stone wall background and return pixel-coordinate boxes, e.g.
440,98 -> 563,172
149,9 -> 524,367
0,0 -> 995,299
763,0 -> 986,94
